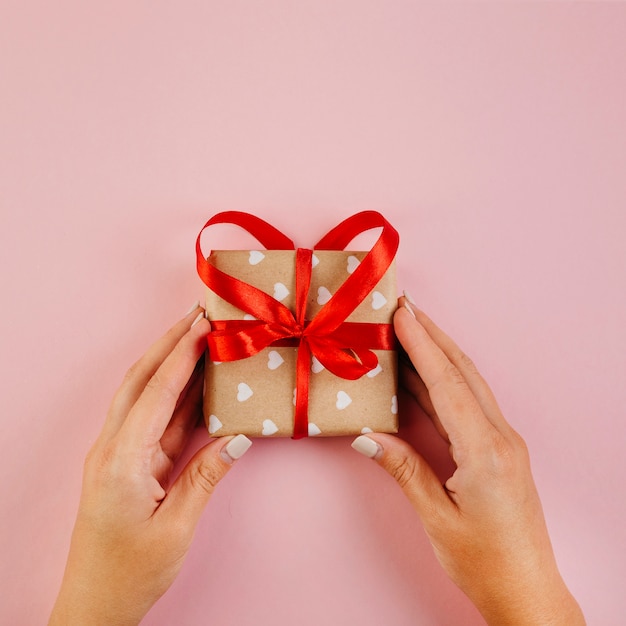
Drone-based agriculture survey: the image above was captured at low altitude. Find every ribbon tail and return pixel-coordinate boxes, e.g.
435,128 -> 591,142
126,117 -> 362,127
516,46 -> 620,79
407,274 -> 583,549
307,337 -> 379,380
293,339 -> 312,439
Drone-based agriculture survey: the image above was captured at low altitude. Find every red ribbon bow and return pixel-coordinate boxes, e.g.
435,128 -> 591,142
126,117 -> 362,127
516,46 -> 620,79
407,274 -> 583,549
196,211 -> 399,438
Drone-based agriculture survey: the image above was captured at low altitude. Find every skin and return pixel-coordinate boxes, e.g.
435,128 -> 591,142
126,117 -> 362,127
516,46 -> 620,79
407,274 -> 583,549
49,307 -> 239,625
362,298 -> 585,625
49,300 -> 585,625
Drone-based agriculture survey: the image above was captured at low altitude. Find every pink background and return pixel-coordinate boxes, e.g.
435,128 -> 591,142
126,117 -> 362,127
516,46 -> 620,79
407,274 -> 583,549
1,3 -> 625,625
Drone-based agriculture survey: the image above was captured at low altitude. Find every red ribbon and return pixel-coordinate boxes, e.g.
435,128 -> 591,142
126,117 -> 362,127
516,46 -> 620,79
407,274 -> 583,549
196,211 -> 399,439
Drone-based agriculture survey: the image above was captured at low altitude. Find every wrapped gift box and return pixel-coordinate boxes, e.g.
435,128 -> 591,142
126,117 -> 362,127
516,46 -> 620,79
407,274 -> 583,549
202,249 -> 398,437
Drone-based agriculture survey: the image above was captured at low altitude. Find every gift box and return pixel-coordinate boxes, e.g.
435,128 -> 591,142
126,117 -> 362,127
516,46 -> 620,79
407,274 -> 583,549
196,211 -> 400,438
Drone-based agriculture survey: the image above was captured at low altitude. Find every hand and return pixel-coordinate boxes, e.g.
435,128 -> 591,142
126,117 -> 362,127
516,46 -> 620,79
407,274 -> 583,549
49,306 -> 252,626
352,297 -> 585,626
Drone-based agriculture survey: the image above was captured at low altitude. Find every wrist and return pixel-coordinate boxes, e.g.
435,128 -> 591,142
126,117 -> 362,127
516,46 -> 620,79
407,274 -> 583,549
473,572 -> 585,626
49,579 -> 143,626
49,553 -> 151,626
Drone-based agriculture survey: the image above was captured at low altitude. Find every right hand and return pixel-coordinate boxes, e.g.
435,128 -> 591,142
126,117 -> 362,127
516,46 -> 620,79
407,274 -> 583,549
351,298 -> 585,626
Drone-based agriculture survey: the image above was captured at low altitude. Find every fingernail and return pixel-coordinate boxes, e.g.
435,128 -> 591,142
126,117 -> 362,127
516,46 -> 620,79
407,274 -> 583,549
403,302 -> 416,319
351,435 -> 383,459
185,300 -> 200,316
191,312 -> 204,327
403,290 -> 416,305
221,434 -> 253,464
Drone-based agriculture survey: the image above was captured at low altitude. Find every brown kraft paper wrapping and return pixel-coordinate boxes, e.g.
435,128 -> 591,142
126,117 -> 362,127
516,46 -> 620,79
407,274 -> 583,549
203,249 -> 398,437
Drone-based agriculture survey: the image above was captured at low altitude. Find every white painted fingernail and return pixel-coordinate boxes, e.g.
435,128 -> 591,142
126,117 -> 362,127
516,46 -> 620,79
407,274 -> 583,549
185,300 -> 200,316
403,290 -> 416,305
351,435 -> 383,459
191,312 -> 204,327
221,435 -> 253,464
403,302 -> 416,319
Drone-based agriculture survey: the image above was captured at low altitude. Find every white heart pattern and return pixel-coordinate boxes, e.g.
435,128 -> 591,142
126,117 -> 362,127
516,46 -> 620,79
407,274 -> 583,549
391,395 -> 398,414
311,254 -> 320,268
273,282 -> 290,302
317,286 -> 332,305
311,356 -> 324,374
366,363 -> 382,378
262,419 -> 279,436
237,382 -> 253,402
308,422 -> 322,436
336,390 -> 352,410
371,291 -> 387,310
208,414 -> 223,434
361,426 -> 373,434
243,313 -> 257,320
347,255 -> 360,274
267,350 -> 284,370
248,250 -> 265,265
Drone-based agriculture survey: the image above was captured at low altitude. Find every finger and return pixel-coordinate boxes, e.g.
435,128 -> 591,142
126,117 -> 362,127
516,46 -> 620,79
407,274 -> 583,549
159,359 -> 205,465
122,317 -> 210,444
101,305 -> 205,442
402,299 -> 513,436
399,361 -> 449,442
394,304 -> 494,457
160,435 -> 252,529
351,433 -> 455,523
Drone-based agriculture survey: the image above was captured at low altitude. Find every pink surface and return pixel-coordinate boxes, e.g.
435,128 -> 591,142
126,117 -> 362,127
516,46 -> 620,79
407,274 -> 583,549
1,3 -> 625,624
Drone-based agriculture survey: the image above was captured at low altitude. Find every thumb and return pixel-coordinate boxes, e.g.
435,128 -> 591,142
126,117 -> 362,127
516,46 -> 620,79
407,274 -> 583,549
351,433 -> 453,521
163,435 -> 252,528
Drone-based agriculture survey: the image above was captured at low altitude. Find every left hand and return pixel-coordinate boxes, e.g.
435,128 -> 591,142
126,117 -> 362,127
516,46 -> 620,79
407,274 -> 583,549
49,306 -> 252,626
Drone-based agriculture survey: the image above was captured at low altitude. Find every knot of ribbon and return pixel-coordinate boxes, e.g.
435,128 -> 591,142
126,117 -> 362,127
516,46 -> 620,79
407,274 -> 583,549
196,211 -> 399,438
